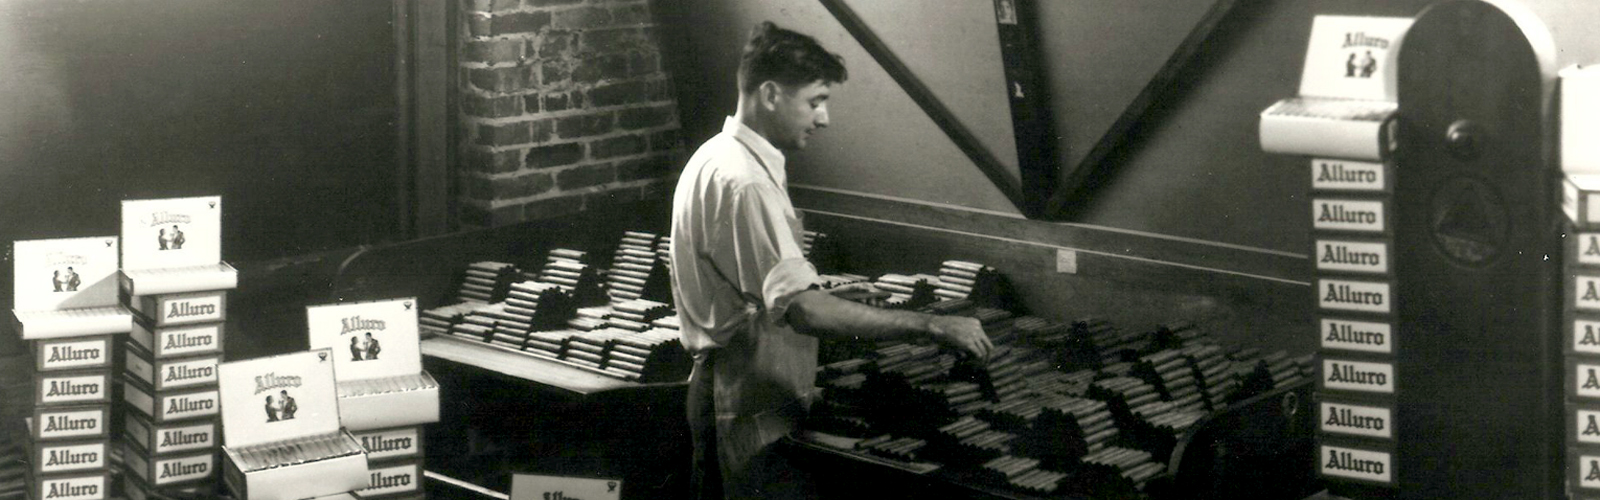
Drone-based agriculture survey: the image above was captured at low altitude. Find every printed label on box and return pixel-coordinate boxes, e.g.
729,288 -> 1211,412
12,236 -> 121,312
38,441 -> 106,474
154,293 -> 225,325
38,408 -> 107,441
1319,401 -> 1392,439
128,417 -> 217,455
153,453 -> 215,485
1311,158 -> 1387,191
1579,363 -> 1600,399
1315,239 -> 1389,274
39,373 -> 108,405
32,473 -> 106,500
121,197 -> 222,271
133,322 -> 223,358
1313,199 -> 1386,233
1320,444 -> 1392,484
1576,319 -> 1600,355
1318,279 -> 1391,314
37,337 -> 111,371
306,298 -> 423,380
1580,453 -> 1600,490
159,356 -> 220,390
1320,317 -> 1392,354
353,427 -> 422,461
356,461 -> 421,497
1322,358 -> 1394,394
1578,234 -> 1600,266
159,389 -> 221,421
1577,408 -> 1600,445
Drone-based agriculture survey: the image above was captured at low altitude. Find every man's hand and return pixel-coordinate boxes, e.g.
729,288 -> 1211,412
924,315 -> 992,362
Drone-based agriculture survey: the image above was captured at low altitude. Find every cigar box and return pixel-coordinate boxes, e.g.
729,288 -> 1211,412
122,375 -> 221,423
1566,174 -> 1600,229
124,411 -> 219,457
32,335 -> 113,372
34,368 -> 111,407
1573,446 -> 1600,493
119,196 -> 238,295
350,426 -> 425,462
11,237 -> 133,340
121,440 -> 217,488
306,298 -> 440,431
1316,437 -> 1395,487
123,341 -> 220,392
220,349 -> 370,500
351,459 -> 423,499
130,319 -> 225,359
22,421 -> 109,477
123,290 -> 228,328
336,372 -> 441,431
30,405 -> 110,442
120,474 -> 218,500
23,468 -> 109,500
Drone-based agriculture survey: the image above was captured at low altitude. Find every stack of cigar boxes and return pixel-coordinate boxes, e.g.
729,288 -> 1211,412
306,298 -> 436,499
220,350 -> 370,500
115,197 -> 236,497
13,236 -> 130,500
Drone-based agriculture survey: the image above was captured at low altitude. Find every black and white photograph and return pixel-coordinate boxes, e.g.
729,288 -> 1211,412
4,1 -> 1600,499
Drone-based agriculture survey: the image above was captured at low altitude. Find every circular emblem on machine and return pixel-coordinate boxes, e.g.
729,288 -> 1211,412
1430,177 -> 1509,267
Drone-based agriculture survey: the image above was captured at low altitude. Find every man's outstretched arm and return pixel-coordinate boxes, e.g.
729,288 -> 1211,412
784,289 -> 993,361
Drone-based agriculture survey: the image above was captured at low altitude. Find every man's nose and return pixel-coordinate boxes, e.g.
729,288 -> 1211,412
815,106 -> 830,128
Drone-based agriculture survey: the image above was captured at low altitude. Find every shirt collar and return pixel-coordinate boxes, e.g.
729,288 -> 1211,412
723,116 -> 787,187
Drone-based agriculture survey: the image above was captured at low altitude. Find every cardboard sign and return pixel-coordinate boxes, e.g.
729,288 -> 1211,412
121,196 -> 222,271
12,237 -> 121,311
511,474 -> 622,500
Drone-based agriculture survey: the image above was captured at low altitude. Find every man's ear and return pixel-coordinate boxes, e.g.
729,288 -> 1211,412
758,80 -> 783,110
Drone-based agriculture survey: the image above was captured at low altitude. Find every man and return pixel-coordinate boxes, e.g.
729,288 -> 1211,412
365,332 -> 381,360
279,390 -> 298,420
670,21 -> 993,500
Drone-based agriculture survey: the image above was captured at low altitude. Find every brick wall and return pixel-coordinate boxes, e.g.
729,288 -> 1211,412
459,0 -> 684,227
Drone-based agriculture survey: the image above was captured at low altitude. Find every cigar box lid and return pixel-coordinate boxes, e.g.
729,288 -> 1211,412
307,298 -> 422,381
120,196 -> 223,272
219,349 -> 342,448
12,236 -> 122,313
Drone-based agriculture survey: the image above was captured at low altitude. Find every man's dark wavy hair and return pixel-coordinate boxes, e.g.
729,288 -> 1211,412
738,21 -> 847,94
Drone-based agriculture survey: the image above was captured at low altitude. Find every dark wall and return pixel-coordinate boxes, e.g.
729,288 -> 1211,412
661,0 -> 1600,252
0,0 -> 399,264
656,0 -> 1600,350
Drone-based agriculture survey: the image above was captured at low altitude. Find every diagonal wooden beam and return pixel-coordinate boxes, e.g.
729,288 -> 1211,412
1043,0 -> 1245,219
816,0 -> 1029,214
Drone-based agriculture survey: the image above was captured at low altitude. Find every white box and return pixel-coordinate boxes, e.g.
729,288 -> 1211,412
119,196 -> 237,294
11,237 -> 133,340
123,341 -> 220,392
124,290 -> 227,328
130,320 -> 225,359
121,375 -> 221,424
122,440 -> 217,488
306,298 -> 440,430
25,469 -> 109,500
219,350 -> 370,500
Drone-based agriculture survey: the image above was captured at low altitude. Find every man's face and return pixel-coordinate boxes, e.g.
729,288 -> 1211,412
767,80 -> 833,150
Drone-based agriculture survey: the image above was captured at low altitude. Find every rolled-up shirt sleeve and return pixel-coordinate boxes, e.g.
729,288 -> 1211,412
720,182 -> 821,326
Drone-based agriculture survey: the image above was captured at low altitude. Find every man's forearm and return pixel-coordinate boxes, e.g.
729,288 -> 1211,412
785,289 -> 930,342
